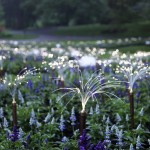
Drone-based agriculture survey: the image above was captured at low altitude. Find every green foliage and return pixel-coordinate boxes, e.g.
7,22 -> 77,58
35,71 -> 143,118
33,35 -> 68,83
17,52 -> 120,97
1,0 -> 150,29
53,21 -> 150,37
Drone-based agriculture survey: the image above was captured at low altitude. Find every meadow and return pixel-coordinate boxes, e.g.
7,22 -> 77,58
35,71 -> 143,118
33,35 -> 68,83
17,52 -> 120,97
0,37 -> 150,150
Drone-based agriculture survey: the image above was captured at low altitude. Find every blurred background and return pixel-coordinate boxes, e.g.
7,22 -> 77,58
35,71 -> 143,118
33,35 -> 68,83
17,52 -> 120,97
0,0 -> 150,37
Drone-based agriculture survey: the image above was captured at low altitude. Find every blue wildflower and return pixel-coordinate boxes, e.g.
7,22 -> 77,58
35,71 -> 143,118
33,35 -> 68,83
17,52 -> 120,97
104,125 -> 111,144
0,107 -> 4,118
62,136 -> 69,143
106,117 -> 110,125
136,136 -> 142,149
8,126 -> 19,142
29,117 -> 36,126
36,121 -> 41,128
116,113 -> 121,123
111,124 -> 117,132
29,109 -> 40,128
136,124 -> 141,130
51,117 -> 55,124
70,107 -> 76,126
139,107 -> 144,117
3,117 -> 8,128
94,141 -> 106,150
59,115 -> 65,132
130,143 -> 134,150
102,115 -> 106,123
89,107 -> 93,115
116,129 -> 123,147
27,79 -> 33,90
18,90 -> 24,104
51,107 -> 54,114
18,127 -> 24,139
78,130 -> 92,150
95,104 -> 100,115
44,112 -> 51,123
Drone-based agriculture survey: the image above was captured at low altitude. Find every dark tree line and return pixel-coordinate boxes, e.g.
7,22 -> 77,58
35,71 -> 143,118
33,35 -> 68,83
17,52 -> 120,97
0,0 -> 149,29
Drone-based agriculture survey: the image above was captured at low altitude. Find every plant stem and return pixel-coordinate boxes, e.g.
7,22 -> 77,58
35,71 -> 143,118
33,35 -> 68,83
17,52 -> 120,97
128,90 -> 134,129
79,111 -> 86,136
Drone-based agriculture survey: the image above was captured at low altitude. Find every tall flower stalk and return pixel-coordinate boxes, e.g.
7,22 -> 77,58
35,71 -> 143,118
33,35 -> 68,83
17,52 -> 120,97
56,67 -> 121,135
116,60 -> 150,129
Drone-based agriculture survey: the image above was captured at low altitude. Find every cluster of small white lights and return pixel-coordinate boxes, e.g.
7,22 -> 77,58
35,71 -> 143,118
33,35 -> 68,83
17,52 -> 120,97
112,49 -> 120,57
134,51 -> 150,58
116,60 -> 150,93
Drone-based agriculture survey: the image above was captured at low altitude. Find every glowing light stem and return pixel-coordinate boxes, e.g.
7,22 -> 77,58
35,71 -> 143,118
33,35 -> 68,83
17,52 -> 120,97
12,98 -> 17,127
128,89 -> 134,129
79,111 -> 86,136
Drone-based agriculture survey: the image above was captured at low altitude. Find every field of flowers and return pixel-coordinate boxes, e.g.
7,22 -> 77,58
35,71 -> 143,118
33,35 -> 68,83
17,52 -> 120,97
0,38 -> 150,150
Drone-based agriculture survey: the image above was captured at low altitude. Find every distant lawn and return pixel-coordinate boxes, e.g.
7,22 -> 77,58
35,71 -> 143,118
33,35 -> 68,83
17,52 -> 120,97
53,21 -> 150,37
108,45 -> 150,53
0,31 -> 38,40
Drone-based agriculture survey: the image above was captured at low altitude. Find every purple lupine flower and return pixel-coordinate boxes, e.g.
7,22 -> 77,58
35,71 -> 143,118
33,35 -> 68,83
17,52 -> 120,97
111,124 -> 117,132
62,136 -> 69,142
18,90 -> 24,104
117,89 -> 121,97
8,126 -> 19,142
0,107 -> 4,118
78,130 -> 92,150
136,124 -> 141,130
136,136 -> 142,149
3,117 -> 8,128
104,125 -> 111,144
116,113 -> 121,123
44,138 -> 48,144
102,115 -> 106,123
44,112 -> 51,123
51,117 -> 55,124
70,107 -> 76,126
89,107 -> 93,115
59,115 -> 65,131
139,108 -> 144,117
94,141 -> 106,150
27,79 -> 33,90
116,129 -> 123,147
18,127 -> 24,139
106,117 -> 110,125
51,107 -> 55,114
129,143 -> 134,150
26,133 -> 31,141
29,109 -> 37,126
34,87 -> 40,94
95,104 -> 100,115
36,121 -> 41,128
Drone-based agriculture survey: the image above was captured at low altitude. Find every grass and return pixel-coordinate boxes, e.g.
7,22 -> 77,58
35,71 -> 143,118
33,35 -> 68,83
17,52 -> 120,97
0,31 -> 38,40
108,45 -> 150,53
53,21 -> 150,37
